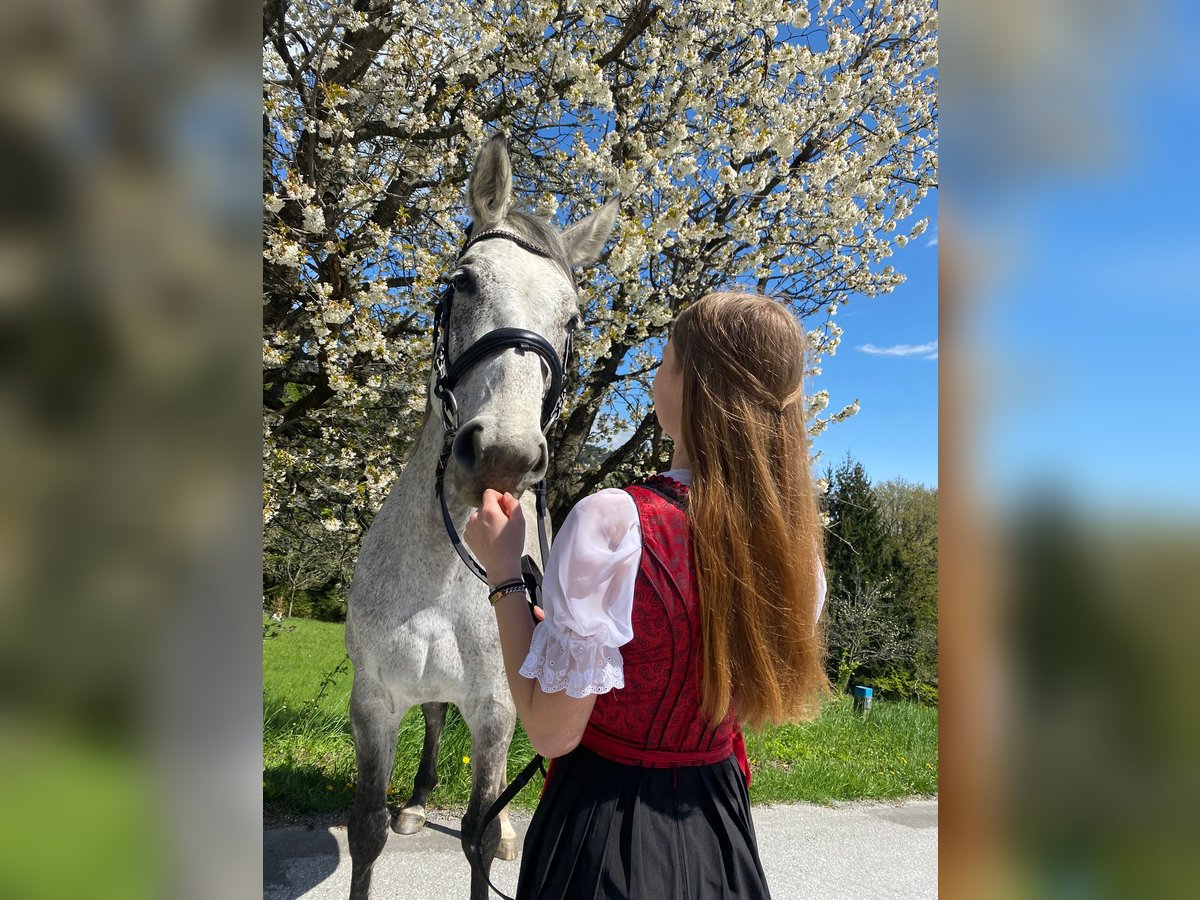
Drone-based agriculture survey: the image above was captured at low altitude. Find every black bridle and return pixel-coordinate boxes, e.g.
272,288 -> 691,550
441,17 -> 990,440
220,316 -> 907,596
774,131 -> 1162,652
430,228 -> 576,592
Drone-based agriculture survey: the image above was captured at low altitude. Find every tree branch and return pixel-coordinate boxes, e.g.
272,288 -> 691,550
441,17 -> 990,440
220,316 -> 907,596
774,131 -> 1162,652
571,411 -> 657,502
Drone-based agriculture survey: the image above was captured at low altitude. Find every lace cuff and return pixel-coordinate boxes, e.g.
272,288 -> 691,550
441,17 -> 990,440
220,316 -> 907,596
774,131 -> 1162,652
519,619 -> 625,699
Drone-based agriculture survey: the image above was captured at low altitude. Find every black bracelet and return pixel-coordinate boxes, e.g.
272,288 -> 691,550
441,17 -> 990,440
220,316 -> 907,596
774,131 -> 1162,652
487,579 -> 528,607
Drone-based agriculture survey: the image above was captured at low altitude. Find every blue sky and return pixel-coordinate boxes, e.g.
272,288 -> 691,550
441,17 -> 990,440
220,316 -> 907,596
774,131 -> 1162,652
964,2 -> 1199,517
809,195 -> 939,488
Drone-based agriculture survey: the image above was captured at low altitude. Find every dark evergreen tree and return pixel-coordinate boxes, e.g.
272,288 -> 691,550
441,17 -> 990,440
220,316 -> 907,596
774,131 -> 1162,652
823,454 -> 891,597
821,455 -> 937,697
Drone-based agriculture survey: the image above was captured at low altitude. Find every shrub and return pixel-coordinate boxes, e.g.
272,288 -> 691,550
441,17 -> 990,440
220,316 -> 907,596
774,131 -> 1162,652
864,670 -> 939,706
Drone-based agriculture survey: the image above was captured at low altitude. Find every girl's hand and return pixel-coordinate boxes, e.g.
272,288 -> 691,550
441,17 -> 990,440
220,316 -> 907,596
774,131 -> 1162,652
464,489 -> 526,580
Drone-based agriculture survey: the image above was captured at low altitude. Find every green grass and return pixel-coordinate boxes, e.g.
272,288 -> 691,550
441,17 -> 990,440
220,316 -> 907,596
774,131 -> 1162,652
743,696 -> 938,804
264,618 -> 938,816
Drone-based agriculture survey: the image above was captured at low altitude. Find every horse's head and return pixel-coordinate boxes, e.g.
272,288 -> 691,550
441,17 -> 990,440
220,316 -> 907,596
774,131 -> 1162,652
435,134 -> 618,508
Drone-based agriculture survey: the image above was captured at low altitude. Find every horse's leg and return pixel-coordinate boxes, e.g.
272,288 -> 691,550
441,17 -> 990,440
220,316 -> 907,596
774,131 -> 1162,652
459,695 -> 517,900
497,806 -> 518,861
347,675 -> 404,900
393,701 -> 447,835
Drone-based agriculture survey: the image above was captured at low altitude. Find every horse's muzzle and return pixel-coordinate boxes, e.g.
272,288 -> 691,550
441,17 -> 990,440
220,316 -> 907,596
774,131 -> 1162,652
451,418 -> 547,502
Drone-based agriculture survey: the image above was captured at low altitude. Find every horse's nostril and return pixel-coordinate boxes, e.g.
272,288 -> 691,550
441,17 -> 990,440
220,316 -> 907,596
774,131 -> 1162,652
452,421 -> 547,488
452,421 -> 485,472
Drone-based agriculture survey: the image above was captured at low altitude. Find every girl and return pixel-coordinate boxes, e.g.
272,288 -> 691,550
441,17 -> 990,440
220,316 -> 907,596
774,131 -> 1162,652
465,291 -> 830,899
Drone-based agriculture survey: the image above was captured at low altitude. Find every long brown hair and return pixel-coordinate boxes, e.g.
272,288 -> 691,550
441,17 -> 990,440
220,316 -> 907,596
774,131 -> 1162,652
672,292 -> 831,728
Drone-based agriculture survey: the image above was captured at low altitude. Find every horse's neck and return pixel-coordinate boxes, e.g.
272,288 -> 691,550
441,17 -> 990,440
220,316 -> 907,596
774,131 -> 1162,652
400,409 -> 447,495
348,411 -> 487,665
371,412 -> 471,561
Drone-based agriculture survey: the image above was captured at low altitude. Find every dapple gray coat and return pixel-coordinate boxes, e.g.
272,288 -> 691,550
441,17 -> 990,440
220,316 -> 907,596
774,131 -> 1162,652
344,135 -> 618,900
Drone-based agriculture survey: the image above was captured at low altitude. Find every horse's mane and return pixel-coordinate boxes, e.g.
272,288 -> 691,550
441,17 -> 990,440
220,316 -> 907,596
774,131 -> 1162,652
501,209 -> 577,289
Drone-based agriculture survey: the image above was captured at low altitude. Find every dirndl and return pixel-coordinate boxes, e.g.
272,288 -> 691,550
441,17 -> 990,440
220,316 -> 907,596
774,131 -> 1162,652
514,744 -> 772,900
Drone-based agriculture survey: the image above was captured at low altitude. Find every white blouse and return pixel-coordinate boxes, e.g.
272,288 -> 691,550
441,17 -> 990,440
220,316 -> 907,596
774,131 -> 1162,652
518,468 -> 828,698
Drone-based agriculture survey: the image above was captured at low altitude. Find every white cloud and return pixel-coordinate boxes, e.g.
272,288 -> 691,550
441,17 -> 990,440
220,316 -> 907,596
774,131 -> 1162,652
926,230 -> 938,248
858,340 -> 939,358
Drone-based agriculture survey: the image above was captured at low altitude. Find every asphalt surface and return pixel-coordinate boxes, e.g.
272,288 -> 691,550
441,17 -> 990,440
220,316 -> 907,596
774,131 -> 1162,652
264,798 -> 937,899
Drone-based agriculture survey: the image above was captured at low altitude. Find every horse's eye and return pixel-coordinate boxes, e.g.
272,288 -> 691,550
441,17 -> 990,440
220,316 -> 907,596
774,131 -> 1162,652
452,270 -> 474,294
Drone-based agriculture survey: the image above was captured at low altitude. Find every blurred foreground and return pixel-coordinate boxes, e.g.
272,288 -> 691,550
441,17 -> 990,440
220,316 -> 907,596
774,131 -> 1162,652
0,1 -> 261,898
940,0 -> 1200,896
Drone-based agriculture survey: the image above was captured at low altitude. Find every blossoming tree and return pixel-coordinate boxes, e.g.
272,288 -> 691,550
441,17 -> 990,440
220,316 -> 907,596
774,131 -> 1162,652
263,0 -> 937,598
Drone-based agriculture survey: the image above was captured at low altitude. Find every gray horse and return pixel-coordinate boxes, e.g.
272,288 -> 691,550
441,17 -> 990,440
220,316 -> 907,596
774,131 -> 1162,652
345,134 -> 618,900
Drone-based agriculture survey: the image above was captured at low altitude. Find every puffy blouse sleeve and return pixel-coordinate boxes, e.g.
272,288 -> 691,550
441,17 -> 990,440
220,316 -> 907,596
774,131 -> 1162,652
519,488 -> 641,698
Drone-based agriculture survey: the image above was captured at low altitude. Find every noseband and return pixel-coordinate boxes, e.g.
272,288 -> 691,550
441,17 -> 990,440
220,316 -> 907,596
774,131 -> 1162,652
430,228 -> 576,589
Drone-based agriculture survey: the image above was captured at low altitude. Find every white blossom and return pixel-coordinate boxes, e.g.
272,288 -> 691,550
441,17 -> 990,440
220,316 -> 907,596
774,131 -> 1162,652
263,0 -> 938,555
302,205 -> 325,234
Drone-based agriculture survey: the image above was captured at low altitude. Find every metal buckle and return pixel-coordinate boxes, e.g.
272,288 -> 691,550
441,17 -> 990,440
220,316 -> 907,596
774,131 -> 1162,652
440,389 -> 459,431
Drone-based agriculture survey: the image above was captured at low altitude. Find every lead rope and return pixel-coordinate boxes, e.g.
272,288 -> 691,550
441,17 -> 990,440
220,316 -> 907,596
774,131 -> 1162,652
474,562 -> 544,898
472,753 -> 546,900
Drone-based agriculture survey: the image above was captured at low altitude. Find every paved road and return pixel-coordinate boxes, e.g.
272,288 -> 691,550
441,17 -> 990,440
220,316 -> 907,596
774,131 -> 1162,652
264,799 -> 937,899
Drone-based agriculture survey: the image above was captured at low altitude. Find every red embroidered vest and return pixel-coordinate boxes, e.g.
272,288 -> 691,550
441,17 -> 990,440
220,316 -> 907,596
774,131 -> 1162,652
579,473 -> 751,786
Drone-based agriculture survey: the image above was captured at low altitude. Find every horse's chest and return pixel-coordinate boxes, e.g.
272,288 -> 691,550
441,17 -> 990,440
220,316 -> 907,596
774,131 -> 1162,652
365,607 -> 503,695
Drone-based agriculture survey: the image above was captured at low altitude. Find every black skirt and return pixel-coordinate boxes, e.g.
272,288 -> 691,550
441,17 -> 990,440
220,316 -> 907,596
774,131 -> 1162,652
515,745 -> 772,900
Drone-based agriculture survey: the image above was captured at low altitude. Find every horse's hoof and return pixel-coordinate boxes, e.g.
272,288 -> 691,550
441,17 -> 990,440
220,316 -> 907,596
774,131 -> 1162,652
392,806 -> 426,835
495,835 -> 519,861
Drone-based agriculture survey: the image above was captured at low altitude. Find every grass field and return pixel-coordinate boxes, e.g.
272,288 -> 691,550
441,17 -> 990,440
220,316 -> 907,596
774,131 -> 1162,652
264,618 -> 938,815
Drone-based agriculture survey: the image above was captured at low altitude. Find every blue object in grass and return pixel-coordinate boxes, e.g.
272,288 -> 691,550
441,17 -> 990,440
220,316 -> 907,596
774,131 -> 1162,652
852,685 -> 874,715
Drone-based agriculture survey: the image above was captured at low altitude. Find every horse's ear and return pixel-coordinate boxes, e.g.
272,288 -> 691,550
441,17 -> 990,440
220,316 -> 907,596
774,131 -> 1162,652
467,134 -> 513,229
561,196 -> 620,267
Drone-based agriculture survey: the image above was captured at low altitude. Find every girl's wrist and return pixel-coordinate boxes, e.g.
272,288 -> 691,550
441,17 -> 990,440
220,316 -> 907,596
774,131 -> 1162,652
487,564 -> 524,590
